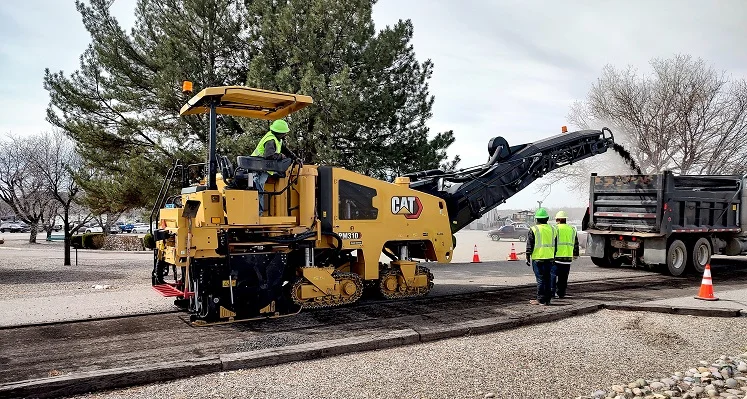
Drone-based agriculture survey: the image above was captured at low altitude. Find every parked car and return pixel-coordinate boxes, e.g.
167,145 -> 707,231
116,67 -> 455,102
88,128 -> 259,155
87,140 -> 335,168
108,225 -> 120,234
84,226 -> 104,234
39,223 -> 63,232
117,222 -> 135,233
0,222 -> 23,233
487,224 -> 530,241
131,223 -> 151,234
16,221 -> 31,232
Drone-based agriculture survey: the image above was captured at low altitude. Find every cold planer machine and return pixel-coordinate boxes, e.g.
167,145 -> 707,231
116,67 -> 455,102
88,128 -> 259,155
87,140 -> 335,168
150,85 -> 614,325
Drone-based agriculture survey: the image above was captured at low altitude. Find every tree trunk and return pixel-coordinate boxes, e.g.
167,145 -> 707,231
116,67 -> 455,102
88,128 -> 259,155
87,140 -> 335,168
63,210 -> 71,266
28,224 -> 38,244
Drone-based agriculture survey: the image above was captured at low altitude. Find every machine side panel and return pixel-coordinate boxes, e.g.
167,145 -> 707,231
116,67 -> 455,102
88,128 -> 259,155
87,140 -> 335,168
224,189 -> 260,225
318,166 -> 334,232
330,168 -> 454,279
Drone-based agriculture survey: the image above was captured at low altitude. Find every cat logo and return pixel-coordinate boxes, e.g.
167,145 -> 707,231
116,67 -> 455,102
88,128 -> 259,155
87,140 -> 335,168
391,196 -> 423,219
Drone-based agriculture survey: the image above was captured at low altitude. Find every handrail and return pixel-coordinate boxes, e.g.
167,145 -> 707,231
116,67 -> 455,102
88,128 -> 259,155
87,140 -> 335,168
149,159 -> 182,234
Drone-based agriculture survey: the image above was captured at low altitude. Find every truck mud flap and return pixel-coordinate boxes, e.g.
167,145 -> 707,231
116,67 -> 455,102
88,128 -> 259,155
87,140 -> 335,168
587,234 -> 605,258
642,237 -> 666,265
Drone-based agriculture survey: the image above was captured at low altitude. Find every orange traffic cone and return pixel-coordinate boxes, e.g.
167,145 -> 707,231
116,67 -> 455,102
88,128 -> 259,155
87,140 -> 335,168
507,243 -> 519,261
694,264 -> 719,301
472,245 -> 481,263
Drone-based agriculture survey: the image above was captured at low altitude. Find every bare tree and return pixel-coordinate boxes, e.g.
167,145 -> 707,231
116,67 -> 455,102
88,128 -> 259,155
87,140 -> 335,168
544,54 -> 747,194
32,131 -> 91,265
0,135 -> 53,243
0,200 -> 12,220
93,211 -> 124,236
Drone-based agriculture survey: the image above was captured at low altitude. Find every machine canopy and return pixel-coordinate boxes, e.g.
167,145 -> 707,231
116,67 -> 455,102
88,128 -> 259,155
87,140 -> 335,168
180,86 -> 313,120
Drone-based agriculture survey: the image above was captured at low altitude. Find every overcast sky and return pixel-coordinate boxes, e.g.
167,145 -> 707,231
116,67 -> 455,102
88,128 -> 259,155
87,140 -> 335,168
1,0 -> 746,210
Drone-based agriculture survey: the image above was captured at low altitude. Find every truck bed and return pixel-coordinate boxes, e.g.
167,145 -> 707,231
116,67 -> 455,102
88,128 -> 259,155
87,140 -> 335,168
587,172 -> 742,235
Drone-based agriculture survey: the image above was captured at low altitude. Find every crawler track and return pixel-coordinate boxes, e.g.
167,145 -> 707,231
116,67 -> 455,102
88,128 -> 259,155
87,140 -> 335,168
1,269 -> 745,386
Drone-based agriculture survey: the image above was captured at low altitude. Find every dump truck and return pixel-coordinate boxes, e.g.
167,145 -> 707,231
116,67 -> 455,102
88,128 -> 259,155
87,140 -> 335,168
583,171 -> 746,276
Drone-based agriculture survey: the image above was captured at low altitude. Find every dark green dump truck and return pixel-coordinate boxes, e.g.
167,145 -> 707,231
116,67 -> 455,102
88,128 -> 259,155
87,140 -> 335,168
583,172 -> 746,276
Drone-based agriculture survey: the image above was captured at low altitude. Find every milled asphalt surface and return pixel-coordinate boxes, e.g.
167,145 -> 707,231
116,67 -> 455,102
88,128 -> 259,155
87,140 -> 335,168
68,310 -> 747,399
0,230 -> 655,326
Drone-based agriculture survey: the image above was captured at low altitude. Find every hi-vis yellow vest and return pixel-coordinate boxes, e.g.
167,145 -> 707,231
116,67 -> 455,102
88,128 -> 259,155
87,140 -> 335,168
555,224 -> 577,258
252,131 -> 282,157
531,224 -> 556,260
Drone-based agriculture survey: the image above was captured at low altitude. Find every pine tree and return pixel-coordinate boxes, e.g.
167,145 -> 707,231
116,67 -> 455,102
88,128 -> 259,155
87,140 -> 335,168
241,0 -> 458,179
45,0 -> 458,211
44,0 -> 249,208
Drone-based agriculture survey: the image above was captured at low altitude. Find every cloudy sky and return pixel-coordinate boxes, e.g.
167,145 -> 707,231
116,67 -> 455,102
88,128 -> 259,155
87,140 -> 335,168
1,0 -> 746,210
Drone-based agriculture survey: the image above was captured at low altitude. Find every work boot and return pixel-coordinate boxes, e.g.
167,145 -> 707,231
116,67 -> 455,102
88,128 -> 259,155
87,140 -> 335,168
529,299 -> 543,305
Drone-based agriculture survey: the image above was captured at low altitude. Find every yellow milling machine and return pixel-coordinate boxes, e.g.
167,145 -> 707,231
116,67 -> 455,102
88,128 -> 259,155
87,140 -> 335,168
150,85 -> 615,325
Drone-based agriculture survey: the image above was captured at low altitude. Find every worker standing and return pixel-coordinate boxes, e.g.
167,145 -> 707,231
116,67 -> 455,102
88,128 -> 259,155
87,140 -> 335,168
251,119 -> 296,215
525,208 -> 556,305
552,211 -> 579,299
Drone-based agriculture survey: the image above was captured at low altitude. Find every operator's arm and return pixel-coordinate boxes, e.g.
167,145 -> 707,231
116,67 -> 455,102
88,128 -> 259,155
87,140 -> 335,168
525,228 -> 534,263
573,234 -> 580,258
280,143 -> 299,160
263,140 -> 280,159
280,141 -> 296,158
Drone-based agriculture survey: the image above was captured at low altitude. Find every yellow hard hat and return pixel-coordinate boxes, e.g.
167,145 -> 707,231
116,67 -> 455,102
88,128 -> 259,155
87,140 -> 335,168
555,210 -> 568,219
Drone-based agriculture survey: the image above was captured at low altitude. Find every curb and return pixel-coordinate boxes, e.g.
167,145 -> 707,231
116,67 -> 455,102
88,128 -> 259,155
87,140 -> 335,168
418,303 -> 601,342
0,357 -> 222,399
221,329 -> 420,371
603,303 -> 743,317
0,304 -> 602,399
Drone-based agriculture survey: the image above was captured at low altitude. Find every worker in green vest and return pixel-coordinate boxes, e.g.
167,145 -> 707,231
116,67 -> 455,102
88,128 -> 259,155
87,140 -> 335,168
551,210 -> 579,299
525,208 -> 556,305
251,119 -> 297,215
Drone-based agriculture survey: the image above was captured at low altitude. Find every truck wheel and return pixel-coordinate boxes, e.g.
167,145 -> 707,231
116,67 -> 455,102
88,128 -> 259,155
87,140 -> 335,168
591,256 -> 610,267
666,239 -> 688,276
688,237 -> 711,274
591,254 -> 622,268
491,235 -> 500,241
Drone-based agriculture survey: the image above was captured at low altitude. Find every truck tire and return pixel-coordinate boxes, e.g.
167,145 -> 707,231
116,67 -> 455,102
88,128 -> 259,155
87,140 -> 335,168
591,253 -> 623,268
666,239 -> 688,276
591,256 -> 611,267
688,237 -> 711,274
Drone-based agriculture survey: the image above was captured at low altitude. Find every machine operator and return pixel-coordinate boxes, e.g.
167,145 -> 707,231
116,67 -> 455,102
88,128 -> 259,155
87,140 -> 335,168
251,119 -> 298,215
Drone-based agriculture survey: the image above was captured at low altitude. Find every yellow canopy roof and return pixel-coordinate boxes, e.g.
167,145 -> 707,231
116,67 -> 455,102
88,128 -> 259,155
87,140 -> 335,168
179,86 -> 313,120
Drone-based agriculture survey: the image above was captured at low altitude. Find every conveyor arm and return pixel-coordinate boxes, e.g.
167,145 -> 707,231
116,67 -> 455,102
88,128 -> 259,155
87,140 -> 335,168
407,128 -> 614,232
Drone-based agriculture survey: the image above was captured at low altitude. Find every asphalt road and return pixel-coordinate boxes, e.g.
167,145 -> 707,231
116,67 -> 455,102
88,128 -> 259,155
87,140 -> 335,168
1,231 -> 745,327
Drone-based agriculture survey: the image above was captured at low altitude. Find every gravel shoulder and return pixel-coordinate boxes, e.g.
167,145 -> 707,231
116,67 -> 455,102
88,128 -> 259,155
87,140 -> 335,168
69,309 -> 747,399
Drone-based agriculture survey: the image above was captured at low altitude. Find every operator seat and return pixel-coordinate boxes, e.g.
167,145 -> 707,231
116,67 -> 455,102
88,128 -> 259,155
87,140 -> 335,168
228,156 -> 292,190
236,156 -> 292,177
